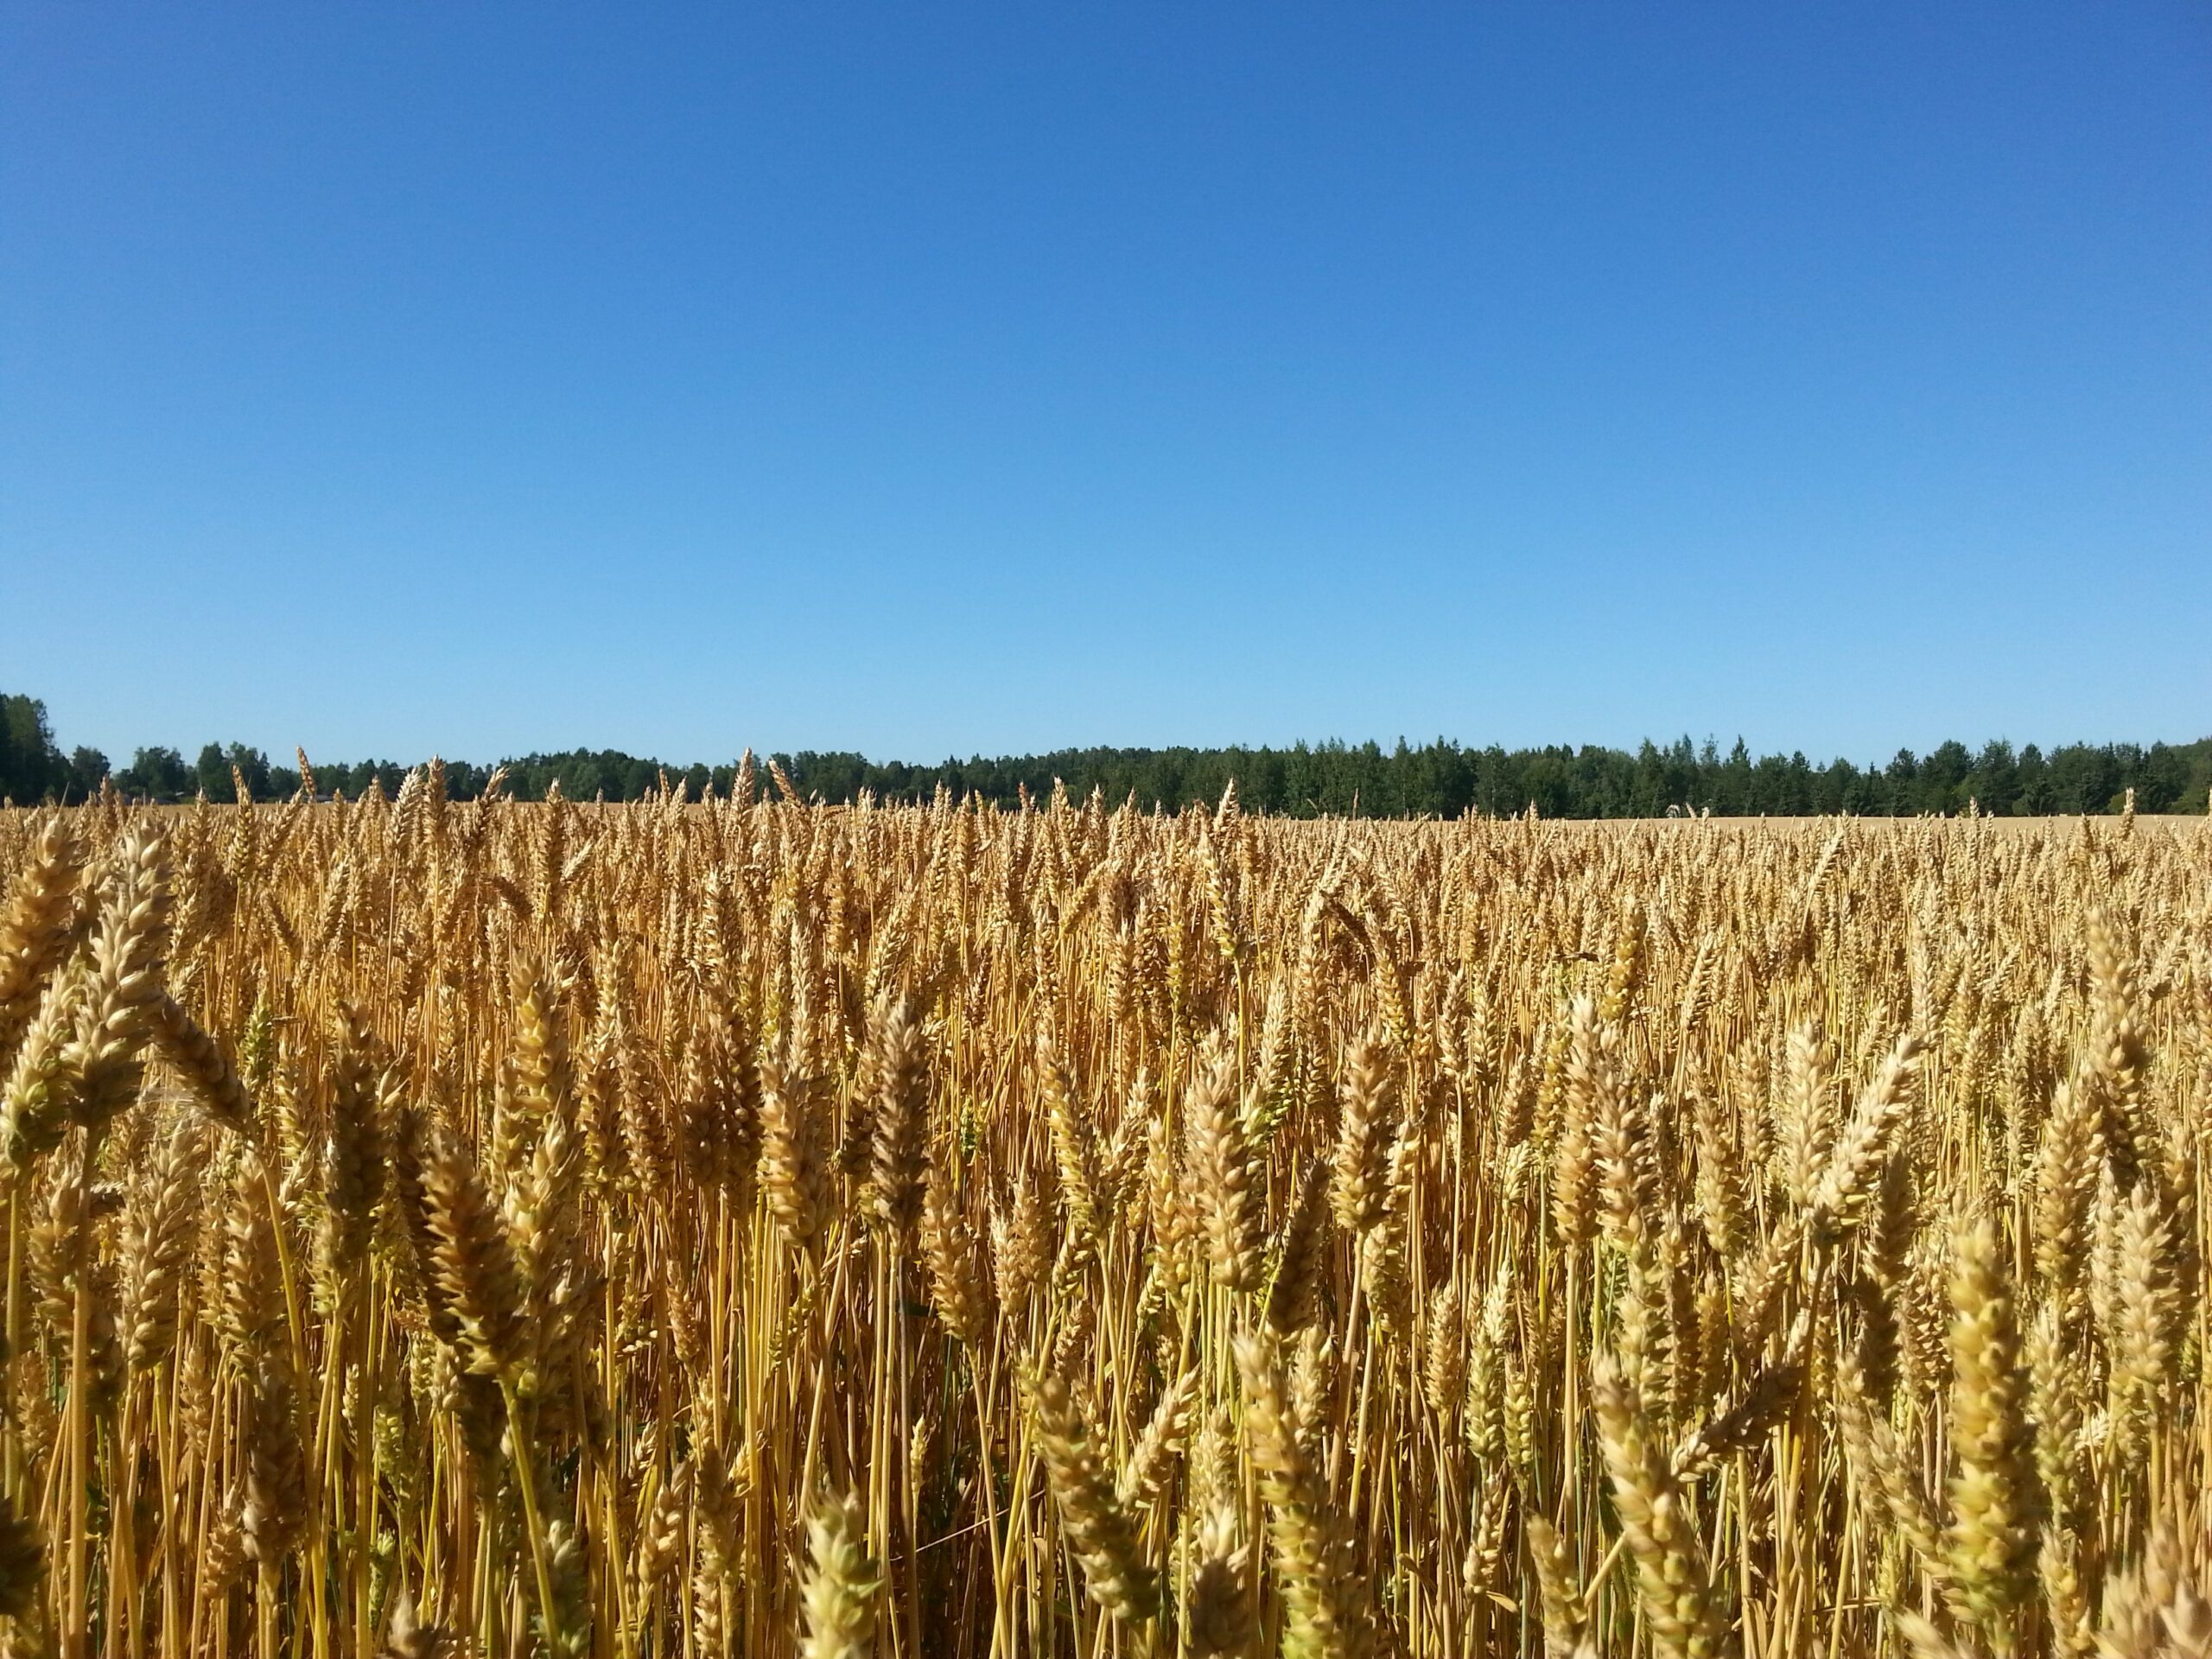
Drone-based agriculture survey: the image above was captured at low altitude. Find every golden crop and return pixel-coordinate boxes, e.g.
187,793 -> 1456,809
0,770 -> 2205,1658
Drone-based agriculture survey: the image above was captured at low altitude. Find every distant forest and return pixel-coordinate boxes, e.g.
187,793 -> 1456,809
4,690 -> 2208,818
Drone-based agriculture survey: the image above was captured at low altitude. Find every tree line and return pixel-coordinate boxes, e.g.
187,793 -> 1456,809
4,690 -> 2208,818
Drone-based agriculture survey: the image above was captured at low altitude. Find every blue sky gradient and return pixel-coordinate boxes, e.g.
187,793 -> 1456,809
4,3 -> 2208,766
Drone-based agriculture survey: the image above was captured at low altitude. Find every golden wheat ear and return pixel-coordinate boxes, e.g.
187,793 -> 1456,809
1024,1363 -> 1160,1624
0,815 -> 85,1073
797,1486 -> 880,1659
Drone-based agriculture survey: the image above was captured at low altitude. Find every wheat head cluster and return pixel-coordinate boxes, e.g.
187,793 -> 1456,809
0,763 -> 2205,1659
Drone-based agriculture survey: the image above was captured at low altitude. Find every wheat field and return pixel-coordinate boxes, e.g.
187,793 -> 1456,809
0,767 -> 2205,1658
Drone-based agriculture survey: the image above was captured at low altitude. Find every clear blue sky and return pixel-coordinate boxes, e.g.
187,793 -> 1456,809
4,3 -> 2207,769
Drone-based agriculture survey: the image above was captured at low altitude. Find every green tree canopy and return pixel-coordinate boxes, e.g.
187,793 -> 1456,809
4,690 -> 2206,817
